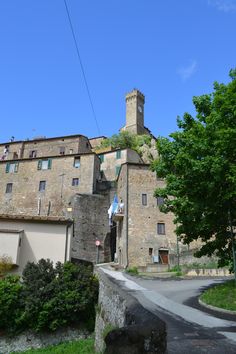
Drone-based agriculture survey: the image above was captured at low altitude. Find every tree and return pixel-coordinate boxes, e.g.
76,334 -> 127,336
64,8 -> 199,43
152,69 -> 236,272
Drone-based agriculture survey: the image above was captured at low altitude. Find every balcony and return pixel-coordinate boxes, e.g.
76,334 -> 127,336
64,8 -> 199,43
113,213 -> 124,222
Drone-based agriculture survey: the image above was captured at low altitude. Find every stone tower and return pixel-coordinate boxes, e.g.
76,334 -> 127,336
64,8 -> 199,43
123,89 -> 146,135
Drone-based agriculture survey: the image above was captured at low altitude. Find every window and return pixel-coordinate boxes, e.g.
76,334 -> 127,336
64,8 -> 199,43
74,157 -> 80,168
59,147 -> 65,155
142,193 -> 147,206
157,197 -> 164,206
115,165 -> 121,176
29,150 -> 37,158
149,248 -> 153,256
69,149 -> 73,154
6,162 -> 19,173
4,145 -> 9,154
72,178 -> 79,186
13,152 -> 18,159
157,223 -> 166,235
39,180 -> 46,192
6,183 -> 13,193
99,154 -> 104,163
116,150 -> 121,159
37,159 -> 52,170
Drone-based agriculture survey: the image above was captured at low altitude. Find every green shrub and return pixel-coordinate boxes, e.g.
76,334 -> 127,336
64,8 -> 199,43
20,260 -> 99,332
125,267 -> 139,275
0,259 -> 99,334
169,265 -> 181,272
0,275 -> 23,333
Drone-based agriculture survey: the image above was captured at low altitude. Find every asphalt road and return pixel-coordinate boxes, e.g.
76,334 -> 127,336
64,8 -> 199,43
102,268 -> 236,353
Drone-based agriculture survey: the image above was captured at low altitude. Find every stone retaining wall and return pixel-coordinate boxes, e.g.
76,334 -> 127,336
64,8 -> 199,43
0,327 -> 89,354
95,267 -> 167,353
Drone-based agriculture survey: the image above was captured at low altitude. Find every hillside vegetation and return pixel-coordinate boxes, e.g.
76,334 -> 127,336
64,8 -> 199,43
96,131 -> 158,163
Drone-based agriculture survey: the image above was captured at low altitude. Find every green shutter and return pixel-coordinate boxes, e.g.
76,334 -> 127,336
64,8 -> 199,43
5,162 -> 10,173
115,166 -> 121,176
99,154 -> 104,163
48,158 -> 52,169
116,150 -> 121,159
37,160 -> 42,170
14,162 -> 19,173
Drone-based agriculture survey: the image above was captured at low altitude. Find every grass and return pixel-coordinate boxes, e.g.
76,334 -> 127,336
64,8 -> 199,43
13,338 -> 95,354
200,280 -> 236,311
125,266 -> 139,275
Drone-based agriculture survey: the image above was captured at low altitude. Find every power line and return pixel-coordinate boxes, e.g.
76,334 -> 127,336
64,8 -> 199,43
63,0 -> 101,136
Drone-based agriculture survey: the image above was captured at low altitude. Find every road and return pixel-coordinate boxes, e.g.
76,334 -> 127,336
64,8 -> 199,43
102,268 -> 236,353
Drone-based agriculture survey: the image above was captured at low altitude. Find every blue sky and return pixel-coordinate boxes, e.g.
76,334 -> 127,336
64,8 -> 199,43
0,0 -> 235,143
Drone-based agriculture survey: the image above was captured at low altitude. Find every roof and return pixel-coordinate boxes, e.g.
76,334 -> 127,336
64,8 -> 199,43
0,133 -> 89,147
0,214 -> 73,225
0,229 -> 24,233
89,136 -> 107,141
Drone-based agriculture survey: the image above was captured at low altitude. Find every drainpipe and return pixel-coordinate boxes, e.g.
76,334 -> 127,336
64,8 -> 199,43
125,165 -> 129,268
64,224 -> 70,262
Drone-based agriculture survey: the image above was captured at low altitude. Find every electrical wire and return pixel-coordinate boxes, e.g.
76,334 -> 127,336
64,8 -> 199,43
63,0 -> 101,136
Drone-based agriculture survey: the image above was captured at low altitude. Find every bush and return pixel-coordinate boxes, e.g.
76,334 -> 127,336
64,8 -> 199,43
0,259 -> 99,334
96,131 -> 152,155
0,275 -> 23,333
21,260 -> 99,332
125,267 -> 139,275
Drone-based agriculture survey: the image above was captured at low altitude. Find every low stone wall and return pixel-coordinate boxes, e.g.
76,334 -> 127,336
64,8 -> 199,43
0,327 -> 90,354
95,267 -> 167,354
185,268 -> 230,277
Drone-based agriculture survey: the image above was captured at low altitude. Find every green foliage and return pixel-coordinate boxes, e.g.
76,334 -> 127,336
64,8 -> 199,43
21,259 -> 98,332
97,131 -> 152,155
0,255 -> 14,277
200,280 -> 236,311
0,275 -> 23,333
152,69 -> 236,268
13,338 -> 95,354
169,265 -> 182,272
0,259 -> 98,334
125,266 -> 139,275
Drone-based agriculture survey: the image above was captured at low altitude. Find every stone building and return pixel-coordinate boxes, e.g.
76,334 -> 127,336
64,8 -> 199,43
0,89 -> 193,271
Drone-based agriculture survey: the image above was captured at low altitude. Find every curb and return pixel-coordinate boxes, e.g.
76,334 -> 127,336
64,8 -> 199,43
199,298 -> 236,315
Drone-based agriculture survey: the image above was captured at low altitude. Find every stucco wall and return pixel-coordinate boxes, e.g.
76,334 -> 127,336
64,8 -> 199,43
0,220 -> 72,273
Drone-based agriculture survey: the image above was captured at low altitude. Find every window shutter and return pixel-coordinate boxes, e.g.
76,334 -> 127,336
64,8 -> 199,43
37,160 -> 42,170
48,158 -> 52,169
14,162 -> 19,173
5,162 -> 10,173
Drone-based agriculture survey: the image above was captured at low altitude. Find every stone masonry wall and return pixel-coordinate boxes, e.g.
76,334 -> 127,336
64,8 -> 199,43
0,154 -> 98,216
0,135 -> 91,161
94,266 -> 167,354
71,193 -> 111,263
116,164 -> 191,268
0,327 -> 90,354
99,149 -> 142,182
